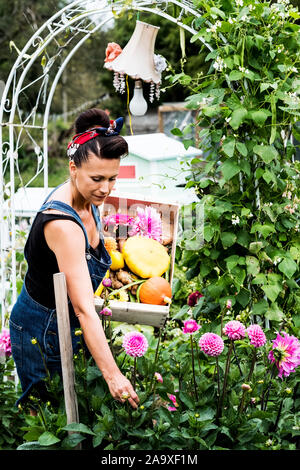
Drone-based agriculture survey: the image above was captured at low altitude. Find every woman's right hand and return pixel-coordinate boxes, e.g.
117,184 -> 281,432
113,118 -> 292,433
105,370 -> 139,409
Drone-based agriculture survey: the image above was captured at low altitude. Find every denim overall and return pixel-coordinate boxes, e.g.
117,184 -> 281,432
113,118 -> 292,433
9,183 -> 111,405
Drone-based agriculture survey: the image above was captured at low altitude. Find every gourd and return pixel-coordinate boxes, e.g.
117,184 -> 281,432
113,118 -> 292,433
122,236 -> 170,278
110,250 -> 125,270
139,277 -> 172,305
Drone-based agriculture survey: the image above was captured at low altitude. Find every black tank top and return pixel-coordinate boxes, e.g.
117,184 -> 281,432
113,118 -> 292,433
24,212 -> 102,309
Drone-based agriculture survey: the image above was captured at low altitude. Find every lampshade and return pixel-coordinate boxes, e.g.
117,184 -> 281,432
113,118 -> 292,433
104,20 -> 161,84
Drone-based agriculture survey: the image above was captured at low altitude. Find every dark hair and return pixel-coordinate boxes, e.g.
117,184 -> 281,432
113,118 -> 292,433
71,108 -> 128,166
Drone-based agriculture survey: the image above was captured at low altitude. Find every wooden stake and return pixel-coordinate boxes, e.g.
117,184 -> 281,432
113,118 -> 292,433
53,272 -> 81,448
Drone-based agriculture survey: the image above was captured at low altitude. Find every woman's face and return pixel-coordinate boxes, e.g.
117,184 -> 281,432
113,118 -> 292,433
70,153 -> 120,205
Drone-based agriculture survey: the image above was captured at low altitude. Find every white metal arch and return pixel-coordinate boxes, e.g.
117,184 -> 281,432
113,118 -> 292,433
0,0 -> 210,324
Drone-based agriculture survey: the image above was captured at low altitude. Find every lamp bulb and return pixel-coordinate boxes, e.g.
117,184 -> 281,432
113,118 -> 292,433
129,80 -> 147,116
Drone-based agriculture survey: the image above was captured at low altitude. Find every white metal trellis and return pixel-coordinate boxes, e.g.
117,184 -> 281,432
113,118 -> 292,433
0,0 -> 213,327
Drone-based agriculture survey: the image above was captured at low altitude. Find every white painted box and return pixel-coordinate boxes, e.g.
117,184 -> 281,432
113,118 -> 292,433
94,194 -> 179,328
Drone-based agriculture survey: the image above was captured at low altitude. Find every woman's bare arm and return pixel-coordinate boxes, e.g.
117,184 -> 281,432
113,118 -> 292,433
44,219 -> 139,408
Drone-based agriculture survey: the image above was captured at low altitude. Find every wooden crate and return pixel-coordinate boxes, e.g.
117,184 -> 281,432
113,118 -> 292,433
94,194 -> 180,328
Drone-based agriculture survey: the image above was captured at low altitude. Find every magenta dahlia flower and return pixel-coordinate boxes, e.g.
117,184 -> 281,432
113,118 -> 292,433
128,206 -> 162,242
268,332 -> 300,379
223,320 -> 246,341
154,372 -> 163,383
0,328 -> 11,357
182,319 -> 201,334
122,331 -> 148,358
187,291 -> 204,307
100,306 -> 112,316
246,324 -> 266,348
103,213 -> 135,227
199,332 -> 224,357
102,278 -> 112,288
168,406 -> 177,411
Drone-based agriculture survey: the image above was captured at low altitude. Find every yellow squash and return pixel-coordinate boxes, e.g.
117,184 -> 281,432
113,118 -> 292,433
110,249 -> 125,270
122,236 -> 170,278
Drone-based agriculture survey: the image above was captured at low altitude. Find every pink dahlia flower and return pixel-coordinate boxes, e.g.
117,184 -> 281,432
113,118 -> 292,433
187,291 -> 204,307
268,332 -> 300,379
103,213 -> 135,227
122,331 -> 148,358
128,206 -> 162,242
100,307 -> 112,316
182,319 -> 201,334
199,332 -> 224,357
154,372 -> 163,383
168,406 -> 177,411
223,320 -> 246,341
246,324 -> 266,348
168,394 -> 177,406
0,328 -> 11,357
226,299 -> 232,309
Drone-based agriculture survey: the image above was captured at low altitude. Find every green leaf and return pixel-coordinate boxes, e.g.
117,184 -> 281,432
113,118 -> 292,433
221,160 -> 240,181
270,94 -> 277,145
229,107 -> 248,130
261,284 -> 282,303
62,433 -> 86,449
236,141 -> 248,156
221,232 -> 237,248
263,169 -> 277,185
237,230 -> 251,248
62,423 -> 95,435
229,70 -> 243,81
253,145 -> 279,164
210,7 -> 226,19
171,128 -> 183,137
265,303 -> 284,322
278,258 -> 298,279
248,109 -> 272,127
250,223 -> 276,238
246,256 -> 260,276
38,432 -> 61,447
17,441 -> 53,451
249,242 -> 264,254
204,224 -> 215,243
252,299 -> 268,316
222,137 -> 236,157
225,254 -> 240,271
197,407 -> 215,422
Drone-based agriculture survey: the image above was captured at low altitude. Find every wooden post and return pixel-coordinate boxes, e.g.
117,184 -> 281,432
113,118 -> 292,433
53,272 -> 81,448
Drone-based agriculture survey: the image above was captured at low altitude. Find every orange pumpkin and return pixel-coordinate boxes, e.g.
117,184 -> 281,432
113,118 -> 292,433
139,277 -> 172,305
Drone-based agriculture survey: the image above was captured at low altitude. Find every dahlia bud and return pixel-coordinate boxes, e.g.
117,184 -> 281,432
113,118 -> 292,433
31,338 -> 37,345
75,329 -> 83,336
102,278 -> 112,288
241,383 -> 251,391
285,388 -> 292,395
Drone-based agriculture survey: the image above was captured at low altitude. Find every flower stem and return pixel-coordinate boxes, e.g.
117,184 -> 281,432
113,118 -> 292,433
190,335 -> 198,401
216,356 -> 220,398
149,331 -> 162,393
261,364 -> 276,411
107,280 -> 145,300
239,349 -> 257,415
233,342 -> 243,377
132,357 -> 137,389
218,340 -> 233,418
273,397 -> 284,432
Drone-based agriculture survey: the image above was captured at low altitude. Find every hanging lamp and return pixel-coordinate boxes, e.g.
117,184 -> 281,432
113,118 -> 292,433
104,20 -> 167,116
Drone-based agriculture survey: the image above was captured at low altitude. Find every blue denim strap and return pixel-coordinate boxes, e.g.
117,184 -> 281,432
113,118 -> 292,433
42,181 -> 68,205
91,204 -> 103,234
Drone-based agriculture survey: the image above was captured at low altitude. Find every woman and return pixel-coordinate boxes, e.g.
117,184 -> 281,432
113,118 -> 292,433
9,108 -> 139,409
